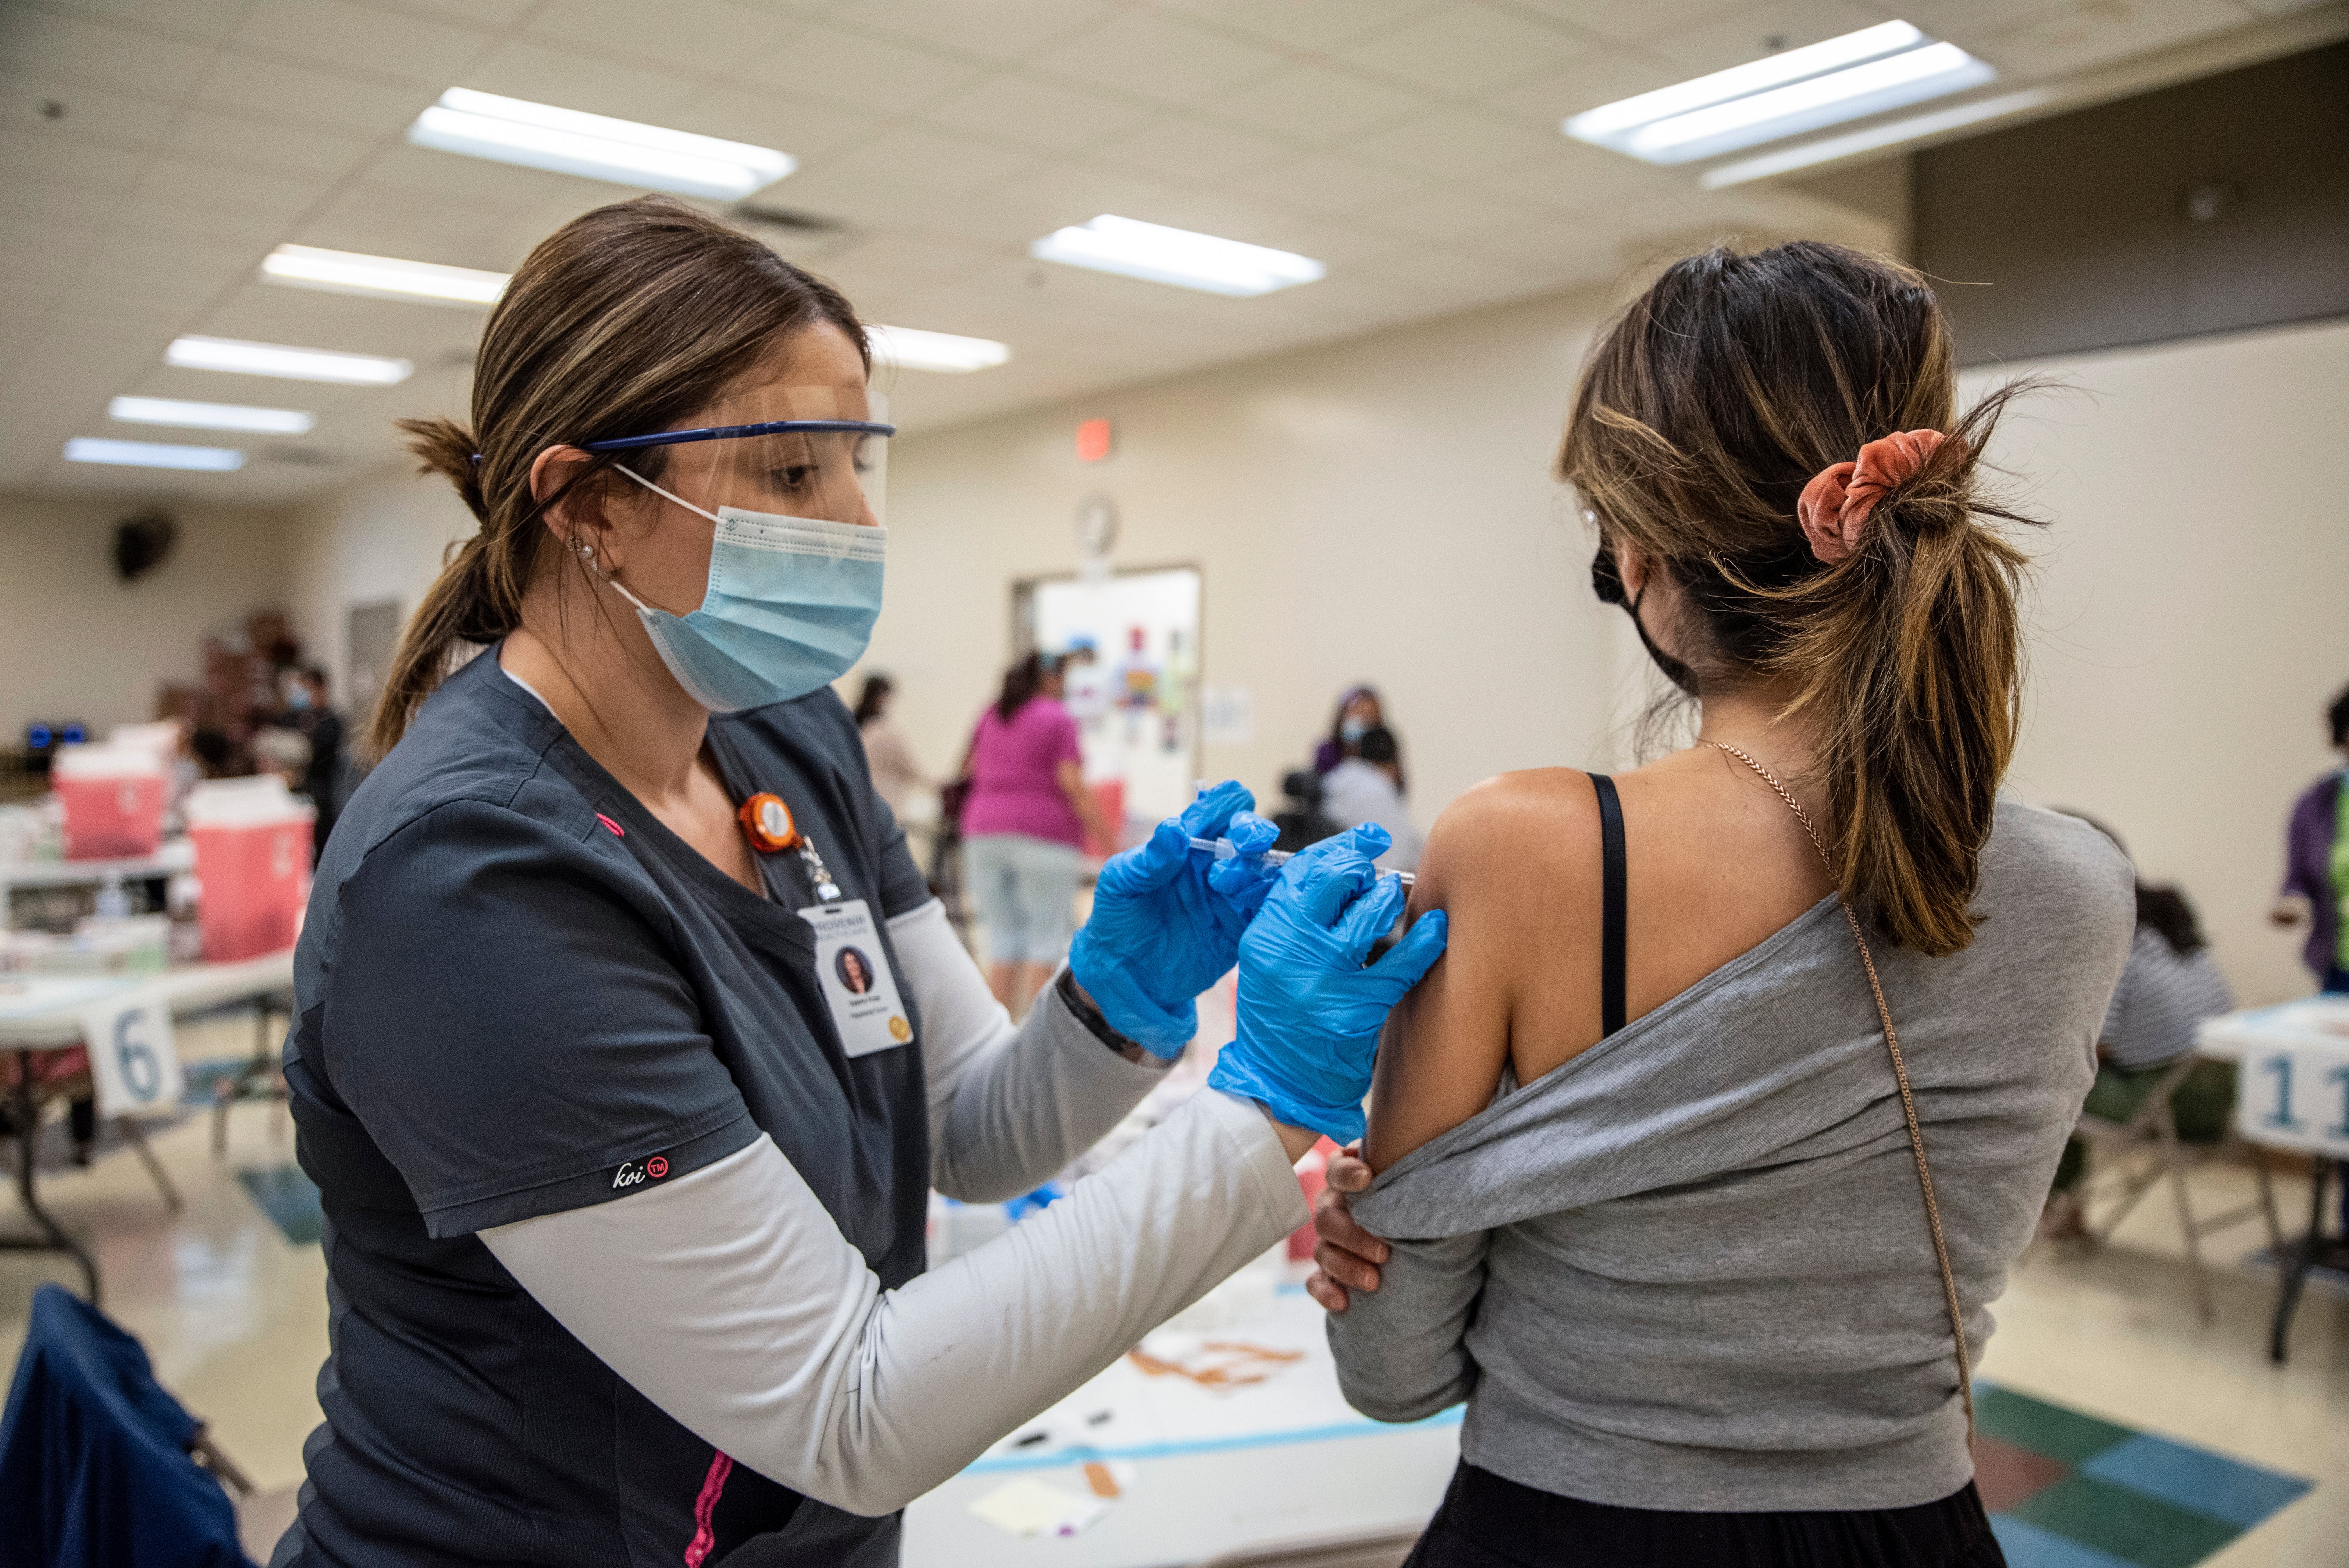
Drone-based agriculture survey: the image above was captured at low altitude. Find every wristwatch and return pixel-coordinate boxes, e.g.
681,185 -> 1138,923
1055,968 -> 1153,1061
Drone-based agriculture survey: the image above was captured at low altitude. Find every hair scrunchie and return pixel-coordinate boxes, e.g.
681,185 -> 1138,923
1796,429 -> 1946,565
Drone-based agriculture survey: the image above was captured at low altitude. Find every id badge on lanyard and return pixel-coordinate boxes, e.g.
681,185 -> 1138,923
797,899 -> 913,1057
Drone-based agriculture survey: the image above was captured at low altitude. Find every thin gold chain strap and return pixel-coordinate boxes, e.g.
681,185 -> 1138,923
1704,741 -> 1976,1445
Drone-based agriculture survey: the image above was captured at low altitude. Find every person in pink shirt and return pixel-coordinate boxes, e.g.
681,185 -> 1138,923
959,652 -> 1110,1014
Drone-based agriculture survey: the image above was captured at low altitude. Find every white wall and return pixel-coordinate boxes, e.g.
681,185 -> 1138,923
282,467 -> 479,717
866,283 -> 1638,823
0,492 -> 293,739
1974,318 -> 2349,1006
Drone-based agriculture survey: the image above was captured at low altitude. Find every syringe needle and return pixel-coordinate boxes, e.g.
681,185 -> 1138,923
1187,836 -> 1415,887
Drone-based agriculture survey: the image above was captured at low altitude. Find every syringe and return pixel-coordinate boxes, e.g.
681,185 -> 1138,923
1188,836 -> 1415,887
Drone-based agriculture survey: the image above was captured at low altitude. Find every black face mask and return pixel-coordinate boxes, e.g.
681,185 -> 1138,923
1592,540 -> 1700,696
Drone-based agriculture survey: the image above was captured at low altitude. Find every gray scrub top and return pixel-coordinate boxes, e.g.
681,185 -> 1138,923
278,647 -> 931,1568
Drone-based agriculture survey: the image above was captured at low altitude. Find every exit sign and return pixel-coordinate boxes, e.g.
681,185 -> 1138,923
1075,417 -> 1112,463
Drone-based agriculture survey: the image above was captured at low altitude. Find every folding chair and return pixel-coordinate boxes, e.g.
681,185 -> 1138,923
2071,1053 -> 2283,1322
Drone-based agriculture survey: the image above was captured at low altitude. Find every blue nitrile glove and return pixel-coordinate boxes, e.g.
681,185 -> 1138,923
1067,781 -> 1282,1056
1207,824 -> 1448,1144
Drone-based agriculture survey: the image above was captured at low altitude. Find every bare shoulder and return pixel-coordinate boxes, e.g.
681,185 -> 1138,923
1418,768 -> 1602,905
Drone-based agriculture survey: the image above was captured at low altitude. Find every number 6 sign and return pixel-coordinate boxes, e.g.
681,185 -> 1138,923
80,994 -> 185,1120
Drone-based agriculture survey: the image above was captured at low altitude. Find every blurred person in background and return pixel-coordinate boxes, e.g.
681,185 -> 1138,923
283,666 -> 346,859
853,672 -> 929,823
1313,685 -> 1393,777
250,726 -> 311,793
2047,817 -> 2236,1227
2272,683 -> 2349,992
961,652 -> 1110,1015
1321,726 -> 1422,873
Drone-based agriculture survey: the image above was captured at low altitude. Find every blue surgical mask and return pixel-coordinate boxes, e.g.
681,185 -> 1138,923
604,466 -> 885,713
1339,716 -> 1369,744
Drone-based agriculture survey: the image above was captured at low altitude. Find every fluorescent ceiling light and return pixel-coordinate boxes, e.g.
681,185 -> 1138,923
1030,215 -> 1324,298
262,244 -> 507,308
66,437 -> 244,472
1700,88 -> 2053,188
866,325 -> 1011,374
407,87 -> 795,200
109,396 -> 316,435
166,335 -> 412,386
1567,21 -> 1994,165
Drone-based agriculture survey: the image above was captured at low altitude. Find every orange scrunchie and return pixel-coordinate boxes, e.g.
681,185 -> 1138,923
1796,429 -> 1946,565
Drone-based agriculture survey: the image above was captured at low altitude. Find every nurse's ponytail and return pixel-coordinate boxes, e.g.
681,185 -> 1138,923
1559,242 -> 2046,958
367,196 -> 865,759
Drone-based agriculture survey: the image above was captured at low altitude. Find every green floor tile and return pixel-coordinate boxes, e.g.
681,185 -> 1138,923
2006,1476 -> 2241,1568
1977,1386 -> 2137,1465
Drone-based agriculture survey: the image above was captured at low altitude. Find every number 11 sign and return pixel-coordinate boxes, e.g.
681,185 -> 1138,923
79,993 -> 185,1120
2239,1039 -> 2349,1159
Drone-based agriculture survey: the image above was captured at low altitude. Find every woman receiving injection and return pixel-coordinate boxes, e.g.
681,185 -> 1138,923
1306,241 -> 2134,1568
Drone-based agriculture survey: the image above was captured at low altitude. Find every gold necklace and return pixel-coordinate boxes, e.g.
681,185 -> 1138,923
1702,740 -> 1976,1445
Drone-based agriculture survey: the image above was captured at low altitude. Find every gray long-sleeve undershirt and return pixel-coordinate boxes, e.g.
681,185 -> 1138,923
481,898 -> 1306,1517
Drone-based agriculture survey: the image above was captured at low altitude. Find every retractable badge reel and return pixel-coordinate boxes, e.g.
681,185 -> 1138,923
739,792 -> 842,900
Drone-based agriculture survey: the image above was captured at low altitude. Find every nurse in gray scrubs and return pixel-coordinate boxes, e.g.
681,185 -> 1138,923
271,196 -> 1442,1568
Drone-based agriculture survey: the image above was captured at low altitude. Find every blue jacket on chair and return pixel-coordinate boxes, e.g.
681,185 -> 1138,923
0,1283 -> 252,1568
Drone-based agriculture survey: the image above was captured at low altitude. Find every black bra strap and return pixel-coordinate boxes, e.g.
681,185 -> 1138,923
1591,772 -> 1627,1037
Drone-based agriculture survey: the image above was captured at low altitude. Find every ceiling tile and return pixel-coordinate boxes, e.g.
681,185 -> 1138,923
673,87 -> 884,160
0,170 -> 121,228
1090,114 -> 1290,182
375,0 -> 537,24
1647,0 -> 1892,76
229,0 -> 497,87
524,0 -> 802,79
826,0 -> 1106,62
163,108 -> 375,180
819,124 -> 1038,195
459,39 -> 703,119
108,189 -> 308,249
1481,50 -> 1682,122
1027,10 -> 1281,105
813,230 -> 1005,295
1973,0 -> 2253,78
740,24 -> 989,116
1458,213 -> 1627,279
27,0 -> 250,45
1336,2 -> 1593,95
1233,151 -> 1433,216
135,153 -> 326,221
1346,108 -> 1563,179
921,71 -> 1156,154
0,8 -> 215,97
1472,144 -> 1671,216
193,51 -> 437,136
983,160 -> 1219,235
1499,0 -> 1757,46
1896,2 -> 2085,45
0,73 -> 181,152
360,140 -> 615,210
1357,183 -> 1529,242
0,127 -> 146,191
1155,0 -> 1445,55
1202,63 -> 1429,143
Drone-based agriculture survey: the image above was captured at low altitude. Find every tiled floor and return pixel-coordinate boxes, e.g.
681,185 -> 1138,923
3,1013 -> 2342,1563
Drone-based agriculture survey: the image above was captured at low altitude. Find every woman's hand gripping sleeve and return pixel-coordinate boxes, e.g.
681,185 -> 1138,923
1325,1228 -> 1491,1424
479,1087 -> 1306,1518
890,897 -> 1169,1203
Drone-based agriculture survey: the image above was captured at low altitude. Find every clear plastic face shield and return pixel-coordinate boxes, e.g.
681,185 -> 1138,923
580,383 -> 892,529
571,384 -> 895,713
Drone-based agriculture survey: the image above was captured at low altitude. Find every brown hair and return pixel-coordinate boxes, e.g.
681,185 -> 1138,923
1559,241 -> 2041,957
370,196 -> 865,758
